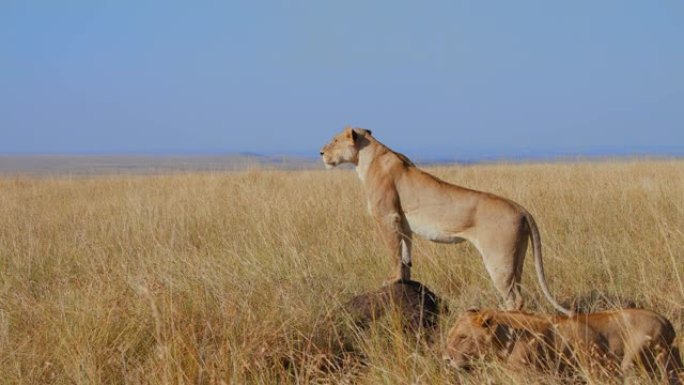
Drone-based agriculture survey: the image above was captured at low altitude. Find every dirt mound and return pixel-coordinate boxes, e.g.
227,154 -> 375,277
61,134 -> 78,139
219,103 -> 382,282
344,280 -> 444,338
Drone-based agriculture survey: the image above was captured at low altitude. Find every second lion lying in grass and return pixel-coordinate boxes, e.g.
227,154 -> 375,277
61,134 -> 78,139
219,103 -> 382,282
444,309 -> 610,376
444,308 -> 683,384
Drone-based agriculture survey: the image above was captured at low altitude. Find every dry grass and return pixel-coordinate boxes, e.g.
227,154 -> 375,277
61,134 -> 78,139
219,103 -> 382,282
0,159 -> 683,384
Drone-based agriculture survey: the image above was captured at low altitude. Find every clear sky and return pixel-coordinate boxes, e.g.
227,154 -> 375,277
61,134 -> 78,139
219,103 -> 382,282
2,1 -> 683,159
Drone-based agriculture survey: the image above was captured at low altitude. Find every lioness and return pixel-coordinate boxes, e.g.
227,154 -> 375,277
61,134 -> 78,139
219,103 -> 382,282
444,309 -> 610,375
445,308 -> 684,384
320,127 -> 571,315
571,308 -> 683,384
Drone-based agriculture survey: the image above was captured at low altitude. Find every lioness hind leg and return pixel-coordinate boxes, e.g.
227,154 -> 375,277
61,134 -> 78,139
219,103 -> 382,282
481,251 -> 524,310
652,344 -> 683,385
629,338 -> 682,385
477,236 -> 527,310
665,346 -> 684,385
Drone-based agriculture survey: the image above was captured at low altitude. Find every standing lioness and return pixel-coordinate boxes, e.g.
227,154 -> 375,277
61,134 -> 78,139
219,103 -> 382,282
320,127 -> 572,315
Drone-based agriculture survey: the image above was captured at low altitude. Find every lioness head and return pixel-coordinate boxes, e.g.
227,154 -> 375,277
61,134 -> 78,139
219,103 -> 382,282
320,127 -> 372,169
444,309 -> 500,369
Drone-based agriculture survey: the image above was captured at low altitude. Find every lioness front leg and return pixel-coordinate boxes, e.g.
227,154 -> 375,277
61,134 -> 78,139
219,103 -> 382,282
375,212 -> 412,282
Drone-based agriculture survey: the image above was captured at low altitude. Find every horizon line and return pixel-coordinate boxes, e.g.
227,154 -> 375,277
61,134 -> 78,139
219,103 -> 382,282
1,146 -> 683,160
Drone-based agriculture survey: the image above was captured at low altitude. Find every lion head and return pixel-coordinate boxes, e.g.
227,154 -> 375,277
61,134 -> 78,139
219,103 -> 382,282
444,309 -> 501,370
445,309 -> 564,372
319,127 -> 372,169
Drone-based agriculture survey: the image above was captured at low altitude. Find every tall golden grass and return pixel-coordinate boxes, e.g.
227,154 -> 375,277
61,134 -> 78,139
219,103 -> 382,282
0,159 -> 682,384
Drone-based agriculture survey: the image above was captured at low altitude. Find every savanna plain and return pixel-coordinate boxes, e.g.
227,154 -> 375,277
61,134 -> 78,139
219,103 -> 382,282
0,159 -> 683,384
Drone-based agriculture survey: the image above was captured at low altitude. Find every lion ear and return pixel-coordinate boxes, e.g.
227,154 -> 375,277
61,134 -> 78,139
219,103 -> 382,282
479,313 -> 494,328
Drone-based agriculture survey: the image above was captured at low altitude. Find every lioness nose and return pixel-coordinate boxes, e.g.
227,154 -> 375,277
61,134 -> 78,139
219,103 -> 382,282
319,151 -> 324,156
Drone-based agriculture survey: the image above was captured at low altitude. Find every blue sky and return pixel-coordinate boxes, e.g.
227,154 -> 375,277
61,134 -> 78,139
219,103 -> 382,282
1,1 -> 683,159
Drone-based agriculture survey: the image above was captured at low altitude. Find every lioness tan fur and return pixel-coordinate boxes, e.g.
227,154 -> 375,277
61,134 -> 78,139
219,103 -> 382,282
444,309 -> 611,375
570,308 -> 684,384
445,308 -> 684,384
320,127 -> 571,314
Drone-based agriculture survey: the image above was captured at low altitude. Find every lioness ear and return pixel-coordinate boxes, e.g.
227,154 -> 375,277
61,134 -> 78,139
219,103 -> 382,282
350,128 -> 371,142
343,126 -> 354,141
